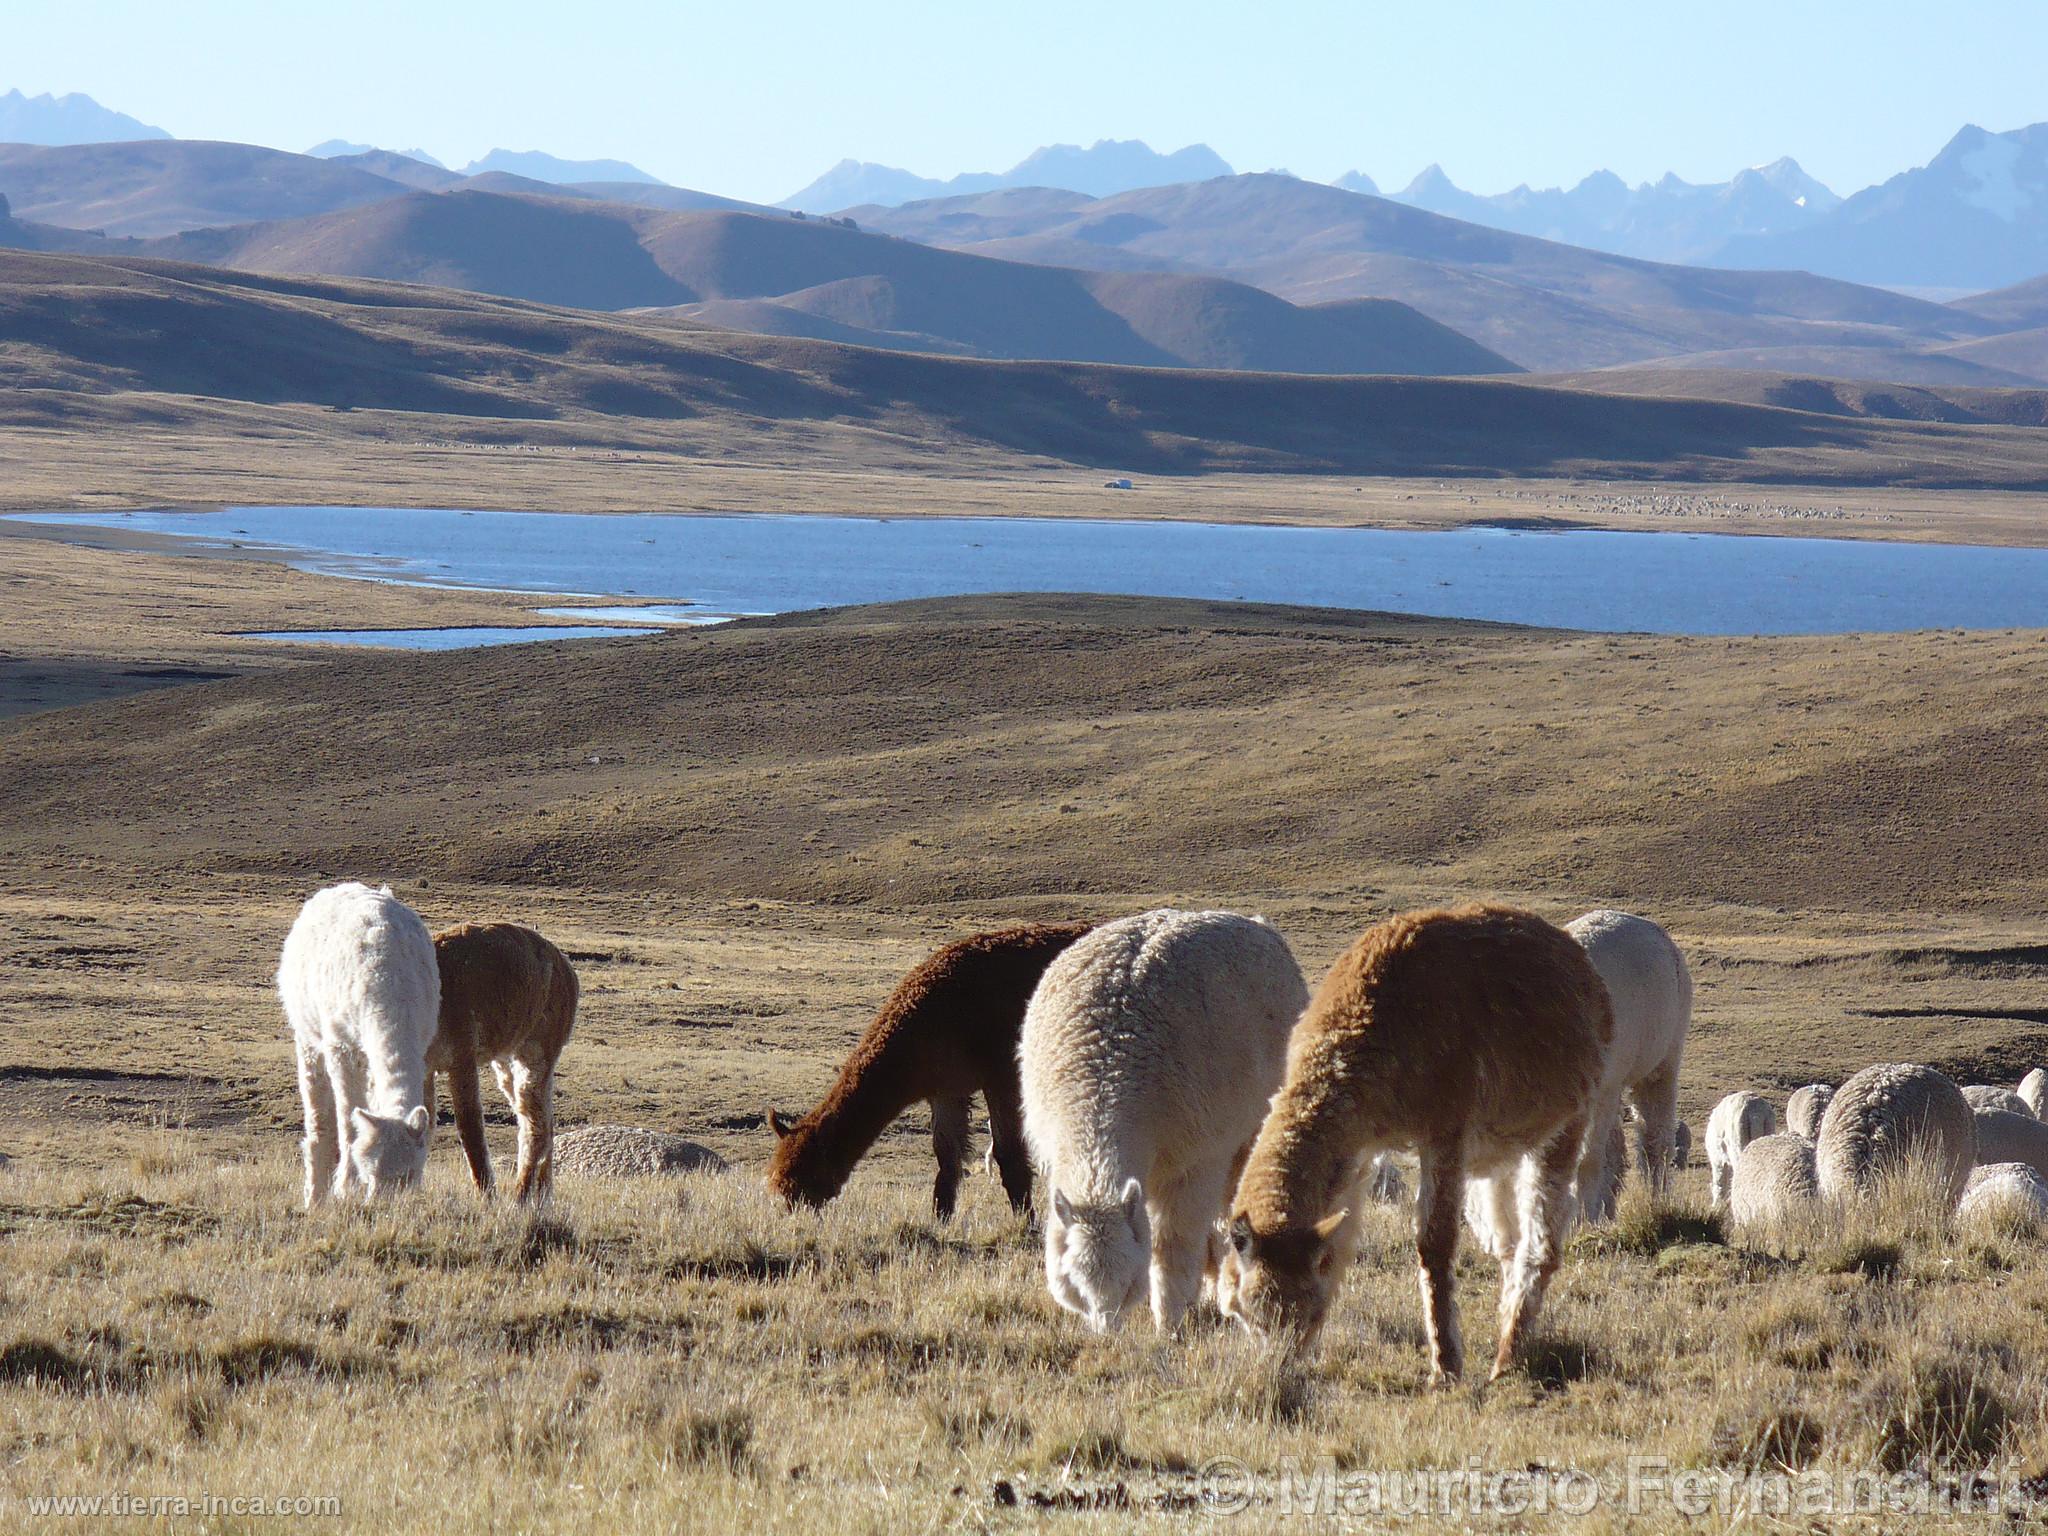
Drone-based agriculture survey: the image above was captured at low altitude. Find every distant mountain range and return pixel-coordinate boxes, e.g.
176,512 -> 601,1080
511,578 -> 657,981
0,89 -> 167,145
308,139 -> 448,169
778,139 -> 1232,212
308,141 -> 662,186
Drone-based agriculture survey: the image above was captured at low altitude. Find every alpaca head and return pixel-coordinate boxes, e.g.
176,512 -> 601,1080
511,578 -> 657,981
764,1108 -> 843,1210
348,1105 -> 430,1196
1216,1209 -> 1352,1347
1044,1180 -> 1149,1332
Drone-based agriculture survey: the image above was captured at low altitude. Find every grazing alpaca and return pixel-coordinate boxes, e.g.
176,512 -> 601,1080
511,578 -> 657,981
1219,904 -> 1612,1384
1969,1107 -> 2048,1181
1020,909 -> 1306,1334
1959,1162 -> 2048,1225
278,883 -> 439,1205
1705,1092 -> 1778,1206
2020,1069 -> 2048,1119
1814,1063 -> 1973,1206
554,1125 -> 727,1178
768,922 -> 1094,1219
1785,1083 -> 1834,1141
1728,1133 -> 1819,1231
430,922 -> 578,1202
1964,1085 -> 2033,1118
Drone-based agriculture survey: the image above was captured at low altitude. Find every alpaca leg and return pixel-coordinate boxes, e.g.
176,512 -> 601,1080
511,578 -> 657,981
1630,1062 -> 1681,1196
982,1079 -> 1035,1216
296,1039 -> 339,1209
929,1094 -> 971,1221
1576,1097 -> 1624,1224
1414,1139 -> 1466,1384
1493,1118 -> 1585,1381
508,1057 -> 556,1203
1150,1164 -> 1229,1336
324,1055 -> 364,1199
448,1056 -> 495,1194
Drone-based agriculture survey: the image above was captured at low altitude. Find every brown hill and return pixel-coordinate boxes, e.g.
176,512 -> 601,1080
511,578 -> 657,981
0,139 -> 405,236
5,250 -> 2048,486
849,174 -> 2006,373
1544,368 -> 2048,427
139,194 -> 1518,375
1953,273 -> 2048,332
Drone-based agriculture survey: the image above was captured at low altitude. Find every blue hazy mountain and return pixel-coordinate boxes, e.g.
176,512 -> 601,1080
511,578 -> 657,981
779,139 -> 1232,211
0,88 -> 169,145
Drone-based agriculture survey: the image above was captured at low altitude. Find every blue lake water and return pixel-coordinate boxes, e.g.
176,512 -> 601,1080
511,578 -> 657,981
14,505 -> 2048,637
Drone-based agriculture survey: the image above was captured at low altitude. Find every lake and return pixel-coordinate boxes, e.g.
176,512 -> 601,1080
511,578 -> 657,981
15,505 -> 2048,639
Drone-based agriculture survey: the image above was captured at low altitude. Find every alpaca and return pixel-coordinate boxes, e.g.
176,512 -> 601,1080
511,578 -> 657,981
1728,1133 -> 1818,1230
769,921 -> 1094,1219
278,882 -> 439,1205
429,922 -> 578,1202
1958,1162 -> 2048,1225
1969,1107 -> 2048,1182
1785,1084 -> 1834,1141
1020,909 -> 1307,1334
553,1125 -> 728,1177
1219,904 -> 1612,1384
2020,1069 -> 2048,1119
1705,1092 -> 1778,1206
1963,1085 -> 2033,1118
1814,1063 -> 1973,1206
1465,1116 -> 1626,1259
1672,1120 -> 1693,1168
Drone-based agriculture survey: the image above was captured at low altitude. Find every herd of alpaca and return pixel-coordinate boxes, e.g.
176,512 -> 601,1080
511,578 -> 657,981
279,881 -> 2044,1385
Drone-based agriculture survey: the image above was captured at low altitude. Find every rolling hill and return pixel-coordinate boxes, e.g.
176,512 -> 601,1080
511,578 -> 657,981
779,138 -> 1232,212
127,192 -> 1517,375
5,249 -> 2048,488
844,174 -> 2006,372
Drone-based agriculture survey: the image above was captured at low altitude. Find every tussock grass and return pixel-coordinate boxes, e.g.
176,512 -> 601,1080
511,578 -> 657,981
4,1148 -> 2048,1529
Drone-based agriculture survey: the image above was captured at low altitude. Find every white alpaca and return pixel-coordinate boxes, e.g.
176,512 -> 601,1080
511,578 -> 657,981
1814,1063 -> 1973,1206
1466,910 -> 1689,1249
1970,1108 -> 2048,1182
2019,1069 -> 2048,1120
1958,1162 -> 2048,1225
278,883 -> 439,1205
1963,1085 -> 2033,1118
1019,909 -> 1307,1334
1728,1133 -> 1818,1230
1785,1084 -> 1834,1141
1705,1091 -> 1778,1206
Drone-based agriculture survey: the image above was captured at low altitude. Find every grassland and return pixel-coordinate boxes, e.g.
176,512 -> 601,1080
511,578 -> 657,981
4,517 -> 2048,1530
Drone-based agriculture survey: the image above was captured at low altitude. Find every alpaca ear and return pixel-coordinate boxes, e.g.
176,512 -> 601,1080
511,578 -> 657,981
1229,1213 -> 1257,1259
767,1109 -> 793,1139
1052,1188 -> 1076,1225
1311,1209 -> 1349,1275
349,1107 -> 373,1138
1120,1177 -> 1145,1231
405,1105 -> 430,1141
1312,1209 -> 1349,1241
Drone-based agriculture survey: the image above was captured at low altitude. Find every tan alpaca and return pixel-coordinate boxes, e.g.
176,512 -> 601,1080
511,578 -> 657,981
428,922 -> 578,1202
1219,903 -> 1612,1384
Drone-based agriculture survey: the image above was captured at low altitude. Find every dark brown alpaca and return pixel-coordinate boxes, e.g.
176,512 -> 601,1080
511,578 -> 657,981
428,922 -> 578,1202
767,921 -> 1095,1219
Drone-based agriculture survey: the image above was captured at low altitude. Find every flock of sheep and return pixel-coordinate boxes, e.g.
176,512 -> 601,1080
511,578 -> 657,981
279,881 -> 2041,1386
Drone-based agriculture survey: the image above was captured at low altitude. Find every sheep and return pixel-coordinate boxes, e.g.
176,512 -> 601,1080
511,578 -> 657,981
278,882 -> 439,1205
768,922 -> 1093,1219
1705,1092 -> 1778,1206
1562,909 -> 1691,1218
429,922 -> 578,1202
553,1125 -> 728,1177
1020,909 -> 1306,1334
2020,1069 -> 2048,1119
1970,1107 -> 2048,1182
1957,1162 -> 2048,1225
1728,1133 -> 1819,1230
1219,903 -> 1611,1384
1785,1084 -> 1834,1141
1814,1063 -> 1974,1206
1963,1085 -> 2033,1118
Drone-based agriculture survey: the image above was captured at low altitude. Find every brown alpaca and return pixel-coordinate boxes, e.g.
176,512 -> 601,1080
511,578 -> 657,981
1219,904 -> 1612,1383
428,922 -> 578,1202
767,921 -> 1095,1219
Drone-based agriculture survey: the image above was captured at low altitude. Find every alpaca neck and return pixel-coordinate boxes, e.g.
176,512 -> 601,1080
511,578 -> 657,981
363,1039 -> 427,1120
793,1064 -> 916,1194
1240,1069 -> 1368,1229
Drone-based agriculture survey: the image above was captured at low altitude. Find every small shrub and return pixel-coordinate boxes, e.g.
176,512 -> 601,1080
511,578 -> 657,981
1867,1358 -> 2013,1472
1710,1406 -> 1824,1471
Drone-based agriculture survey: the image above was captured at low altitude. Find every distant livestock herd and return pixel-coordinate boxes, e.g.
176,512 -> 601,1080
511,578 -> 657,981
277,883 -> 2043,1384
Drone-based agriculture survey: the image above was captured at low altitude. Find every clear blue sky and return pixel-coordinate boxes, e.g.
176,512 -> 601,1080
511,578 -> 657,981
12,0 -> 2046,203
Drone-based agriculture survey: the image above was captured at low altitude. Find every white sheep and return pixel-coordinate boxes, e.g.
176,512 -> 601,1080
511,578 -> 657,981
1019,909 -> 1307,1334
1705,1091 -> 1778,1206
1728,1133 -> 1818,1230
1814,1063 -> 1974,1206
1963,1085 -> 2033,1118
1958,1162 -> 2048,1225
1784,1084 -> 1834,1141
1970,1107 -> 2048,1182
1562,910 -> 1691,1218
278,883 -> 439,1205
2020,1069 -> 2048,1119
